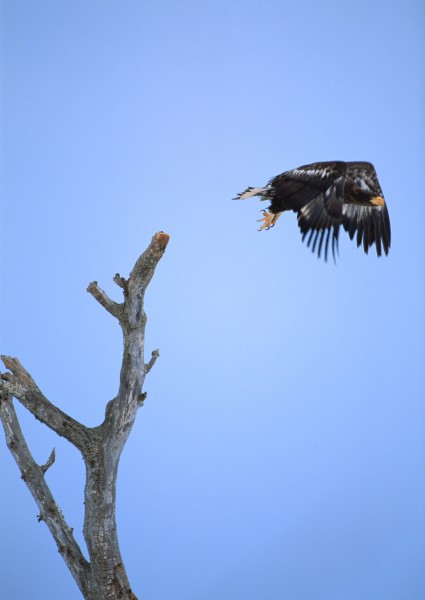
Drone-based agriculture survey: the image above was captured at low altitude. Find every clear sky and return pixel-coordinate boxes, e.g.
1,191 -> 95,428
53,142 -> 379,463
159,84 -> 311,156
1,1 -> 424,599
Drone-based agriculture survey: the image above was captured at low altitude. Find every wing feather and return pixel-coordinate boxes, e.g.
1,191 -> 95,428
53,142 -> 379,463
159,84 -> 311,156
270,161 -> 346,213
297,189 -> 390,260
342,204 -> 391,256
297,195 -> 340,261
372,210 -> 382,256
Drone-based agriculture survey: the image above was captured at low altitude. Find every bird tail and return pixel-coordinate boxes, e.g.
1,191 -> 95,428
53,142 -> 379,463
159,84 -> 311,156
233,186 -> 271,200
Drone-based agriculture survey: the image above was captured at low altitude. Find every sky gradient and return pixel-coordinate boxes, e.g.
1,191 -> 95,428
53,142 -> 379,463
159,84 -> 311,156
1,1 -> 425,598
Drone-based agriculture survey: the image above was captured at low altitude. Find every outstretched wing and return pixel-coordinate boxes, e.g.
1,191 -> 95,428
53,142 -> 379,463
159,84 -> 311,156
342,163 -> 390,256
297,194 -> 391,260
271,161 -> 347,217
292,162 -> 390,259
279,162 -> 347,261
297,196 -> 341,261
342,203 -> 391,256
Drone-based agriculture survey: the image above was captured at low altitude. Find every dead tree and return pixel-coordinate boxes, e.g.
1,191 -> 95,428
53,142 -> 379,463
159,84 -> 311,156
0,231 -> 170,600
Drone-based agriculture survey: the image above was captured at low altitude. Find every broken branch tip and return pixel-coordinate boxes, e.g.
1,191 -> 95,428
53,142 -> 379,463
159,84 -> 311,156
154,231 -> 170,246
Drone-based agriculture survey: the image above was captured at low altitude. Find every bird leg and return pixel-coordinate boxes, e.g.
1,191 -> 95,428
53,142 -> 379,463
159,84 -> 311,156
257,210 -> 281,231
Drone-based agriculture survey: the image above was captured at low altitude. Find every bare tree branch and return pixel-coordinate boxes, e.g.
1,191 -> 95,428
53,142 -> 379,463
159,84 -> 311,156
81,232 -> 169,598
126,232 -> 170,326
109,232 -> 169,432
41,447 -> 56,474
1,232 -> 170,599
0,356 -> 92,452
145,349 -> 160,374
113,273 -> 129,295
87,281 -> 123,319
0,392 -> 90,597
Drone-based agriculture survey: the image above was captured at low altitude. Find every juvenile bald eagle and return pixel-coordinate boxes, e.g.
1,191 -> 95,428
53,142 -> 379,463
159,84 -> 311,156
234,161 -> 391,261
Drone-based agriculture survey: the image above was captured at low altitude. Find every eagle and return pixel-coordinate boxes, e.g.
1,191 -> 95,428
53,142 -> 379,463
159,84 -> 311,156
234,161 -> 391,261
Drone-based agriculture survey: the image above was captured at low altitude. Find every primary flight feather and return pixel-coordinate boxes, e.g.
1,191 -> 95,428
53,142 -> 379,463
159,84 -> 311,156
234,161 -> 391,261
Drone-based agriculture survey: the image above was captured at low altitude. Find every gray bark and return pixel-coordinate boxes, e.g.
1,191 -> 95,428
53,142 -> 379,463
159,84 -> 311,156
0,231 -> 169,600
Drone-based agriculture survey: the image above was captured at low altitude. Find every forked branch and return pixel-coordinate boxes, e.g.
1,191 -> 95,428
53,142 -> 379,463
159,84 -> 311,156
0,392 -> 90,597
0,232 -> 170,600
0,356 -> 91,451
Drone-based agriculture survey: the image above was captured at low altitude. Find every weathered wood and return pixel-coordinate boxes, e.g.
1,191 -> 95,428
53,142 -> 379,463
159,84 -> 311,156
0,231 -> 170,599
0,393 -> 90,597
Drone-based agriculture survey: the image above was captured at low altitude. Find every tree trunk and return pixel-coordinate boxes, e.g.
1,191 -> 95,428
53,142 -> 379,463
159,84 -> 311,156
0,232 -> 169,599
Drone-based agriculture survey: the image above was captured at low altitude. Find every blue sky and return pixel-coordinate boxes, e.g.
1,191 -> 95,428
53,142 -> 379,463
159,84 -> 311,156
1,1 -> 424,598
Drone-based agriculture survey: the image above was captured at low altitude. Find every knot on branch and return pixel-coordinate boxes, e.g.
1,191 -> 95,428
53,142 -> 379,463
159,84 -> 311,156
137,392 -> 147,407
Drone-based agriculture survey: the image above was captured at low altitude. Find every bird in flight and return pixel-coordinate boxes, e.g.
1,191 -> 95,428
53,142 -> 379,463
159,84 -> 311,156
234,161 -> 391,261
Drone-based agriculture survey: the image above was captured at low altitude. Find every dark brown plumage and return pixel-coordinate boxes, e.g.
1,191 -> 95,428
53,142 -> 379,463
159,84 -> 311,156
234,161 -> 391,261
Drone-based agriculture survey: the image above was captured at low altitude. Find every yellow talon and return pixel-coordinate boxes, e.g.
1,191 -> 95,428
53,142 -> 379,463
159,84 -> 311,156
257,210 -> 281,230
